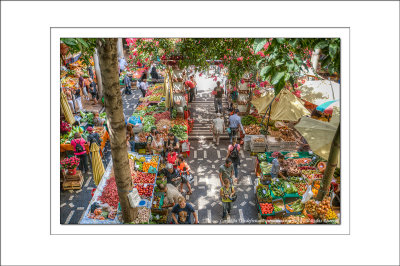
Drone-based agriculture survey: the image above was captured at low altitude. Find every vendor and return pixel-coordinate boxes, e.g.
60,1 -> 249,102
146,127 -> 157,154
164,133 -> 180,154
159,163 -> 181,186
271,154 -> 286,179
86,126 -> 101,149
151,131 -> 164,156
92,112 -> 105,127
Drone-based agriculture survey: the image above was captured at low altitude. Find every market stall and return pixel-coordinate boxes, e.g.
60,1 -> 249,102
80,152 -> 161,224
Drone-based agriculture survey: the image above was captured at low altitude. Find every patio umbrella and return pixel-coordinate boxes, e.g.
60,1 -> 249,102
60,91 -> 75,125
90,142 -> 105,186
299,80 -> 340,106
294,117 -> 340,167
316,100 -> 340,115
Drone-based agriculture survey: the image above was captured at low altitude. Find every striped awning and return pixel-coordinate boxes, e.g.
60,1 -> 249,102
61,91 -> 75,125
90,142 -> 105,186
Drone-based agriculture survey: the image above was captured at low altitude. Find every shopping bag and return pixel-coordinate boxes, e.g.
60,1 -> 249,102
301,185 -> 314,204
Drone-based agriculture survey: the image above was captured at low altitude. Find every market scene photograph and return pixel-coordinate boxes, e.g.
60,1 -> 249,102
60,38 -> 341,225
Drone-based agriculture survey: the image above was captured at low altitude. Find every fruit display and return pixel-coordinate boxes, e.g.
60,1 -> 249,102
156,119 -> 171,132
299,166 -> 316,170
133,184 -> 154,198
252,136 -> 265,143
244,125 -> 261,135
312,180 -> 320,197
257,185 -> 272,202
274,205 -> 282,212
259,162 -> 272,175
257,153 -> 267,161
282,181 -> 298,195
131,207 -> 151,224
325,208 -> 338,220
295,158 -> 312,165
143,161 -> 158,173
152,195 -> 162,209
272,199 -> 285,213
305,197 -> 331,219
98,177 -> 119,208
241,115 -> 259,126
132,172 -> 156,184
260,203 -> 274,215
294,183 -> 307,195
305,199 -> 318,217
285,199 -> 304,213
278,126 -> 296,141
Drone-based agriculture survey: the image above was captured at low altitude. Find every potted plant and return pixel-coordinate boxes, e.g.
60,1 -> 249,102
61,156 -> 80,175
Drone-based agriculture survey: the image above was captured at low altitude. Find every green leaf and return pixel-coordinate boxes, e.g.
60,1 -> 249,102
315,40 -> 329,50
271,72 -> 285,85
260,65 -> 272,79
77,38 -> 89,48
62,38 -> 77,46
276,38 -> 285,44
253,38 -> 267,53
284,72 -> 291,82
256,59 -> 265,68
329,43 -> 338,58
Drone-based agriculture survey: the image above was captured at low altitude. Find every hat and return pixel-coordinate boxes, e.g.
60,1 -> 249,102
87,126 -> 93,132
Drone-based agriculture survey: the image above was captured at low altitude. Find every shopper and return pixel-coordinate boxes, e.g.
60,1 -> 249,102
89,78 -> 98,105
66,89 -> 75,114
87,66 -> 94,80
219,158 -> 234,185
146,127 -> 157,154
151,131 -> 164,156
123,74 -> 132,95
159,163 -> 181,186
150,64 -> 159,80
271,154 -> 286,180
177,155 -> 193,195
226,138 -> 241,181
210,113 -> 225,146
228,109 -> 244,143
86,127 -> 101,149
171,196 -> 198,224
158,183 -> 182,208
119,56 -> 127,75
186,76 -> 196,102
71,133 -> 89,174
74,86 -> 83,112
220,179 -> 235,219
138,76 -> 149,97
164,132 -> 180,155
213,81 -> 224,113
126,124 -> 136,152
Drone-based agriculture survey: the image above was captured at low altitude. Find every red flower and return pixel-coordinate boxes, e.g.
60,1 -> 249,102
237,57 -> 243,61
223,55 -> 227,59
240,79 -> 245,84
199,73 -> 202,77
219,64 -> 224,68
250,83 -> 256,88
145,58 -> 149,62
263,42 -> 270,50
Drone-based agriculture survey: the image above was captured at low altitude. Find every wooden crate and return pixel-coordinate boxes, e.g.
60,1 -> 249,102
64,170 -> 83,182
62,175 -> 84,191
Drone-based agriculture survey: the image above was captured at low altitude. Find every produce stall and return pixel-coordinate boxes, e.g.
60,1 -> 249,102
80,152 -> 161,224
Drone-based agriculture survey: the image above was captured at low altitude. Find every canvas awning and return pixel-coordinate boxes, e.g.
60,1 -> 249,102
269,89 -> 310,121
250,90 -> 274,115
299,80 -> 340,106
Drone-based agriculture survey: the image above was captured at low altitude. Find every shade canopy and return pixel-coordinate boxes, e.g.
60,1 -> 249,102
294,116 -> 340,167
269,89 -> 311,121
299,80 -> 340,106
251,90 -> 274,115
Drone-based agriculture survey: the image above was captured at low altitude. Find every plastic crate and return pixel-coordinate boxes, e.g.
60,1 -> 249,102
284,198 -> 303,216
258,202 -> 275,218
250,142 -> 266,153
272,198 -> 286,215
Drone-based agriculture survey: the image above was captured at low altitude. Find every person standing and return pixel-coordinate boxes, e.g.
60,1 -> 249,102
228,109 -> 244,143
92,112 -> 106,127
220,179 -> 235,220
210,113 -> 225,146
146,127 -> 157,154
226,138 -> 241,182
86,127 -> 101,149
119,56 -> 127,76
164,133 -> 180,155
71,132 -> 89,174
159,163 -> 181,187
74,85 -> 83,112
158,183 -> 182,208
171,196 -> 198,224
89,78 -> 98,105
219,158 -> 234,186
177,155 -> 193,195
138,77 -> 149,98
213,81 -> 224,113
151,131 -> 164,156
123,74 -> 132,95
87,65 -> 94,80
271,154 -> 286,180
150,64 -> 159,80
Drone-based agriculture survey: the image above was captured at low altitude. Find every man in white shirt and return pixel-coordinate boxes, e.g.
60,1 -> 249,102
210,113 -> 225,146
119,57 -> 127,75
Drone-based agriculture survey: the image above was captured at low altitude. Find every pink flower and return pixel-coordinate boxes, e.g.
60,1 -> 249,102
161,55 -> 166,60
233,87 -> 237,91
240,79 -> 245,84
223,55 -> 227,59
237,57 -> 243,61
145,58 -> 149,62
137,61 -> 142,67
294,83 -> 298,88
254,89 -> 261,95
213,77 -> 217,81
199,73 -> 202,77
219,64 -> 224,68
250,83 -> 256,88
264,42 -> 269,50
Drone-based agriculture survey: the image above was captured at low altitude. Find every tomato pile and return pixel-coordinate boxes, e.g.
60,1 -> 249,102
260,203 -> 274,215
98,177 -> 119,208
133,172 -> 156,184
134,184 -> 154,197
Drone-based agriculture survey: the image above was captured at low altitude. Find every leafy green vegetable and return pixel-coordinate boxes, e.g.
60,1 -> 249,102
170,124 -> 188,140
242,115 -> 259,126
142,116 -> 156,132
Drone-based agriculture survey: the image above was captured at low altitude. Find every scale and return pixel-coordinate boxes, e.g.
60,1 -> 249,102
127,188 -> 142,208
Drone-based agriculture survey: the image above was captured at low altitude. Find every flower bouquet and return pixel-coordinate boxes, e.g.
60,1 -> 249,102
60,121 -> 71,134
61,156 -> 80,175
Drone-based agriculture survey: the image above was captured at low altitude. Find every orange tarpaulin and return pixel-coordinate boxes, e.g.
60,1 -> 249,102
60,130 -> 110,157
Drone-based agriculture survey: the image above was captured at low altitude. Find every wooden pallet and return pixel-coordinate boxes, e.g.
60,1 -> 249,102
62,175 -> 84,191
64,170 -> 83,182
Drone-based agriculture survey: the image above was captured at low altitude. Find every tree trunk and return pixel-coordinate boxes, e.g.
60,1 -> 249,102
117,38 -> 124,59
93,48 -> 104,101
96,38 -> 135,223
316,124 -> 340,201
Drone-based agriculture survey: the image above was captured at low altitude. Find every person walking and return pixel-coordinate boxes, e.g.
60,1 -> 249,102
71,132 -> 89,174
138,77 -> 149,98
226,138 -> 241,182
171,196 -> 198,224
123,74 -> 132,95
210,113 -> 225,146
228,109 -> 244,143
220,179 -> 236,220
213,81 -> 224,113
177,155 -> 193,195
86,127 -> 101,149
219,158 -> 234,186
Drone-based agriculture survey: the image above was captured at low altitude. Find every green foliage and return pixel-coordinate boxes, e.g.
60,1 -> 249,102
61,38 -> 97,66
